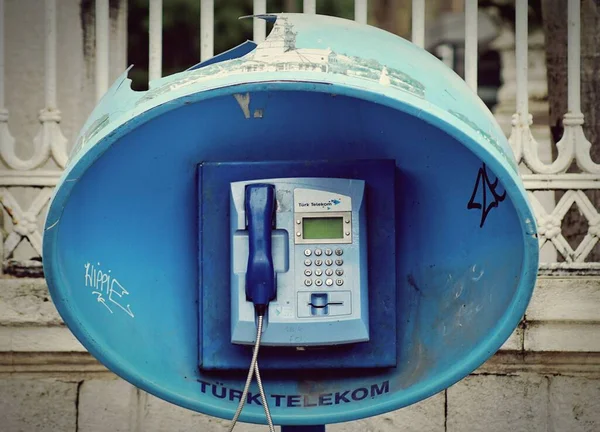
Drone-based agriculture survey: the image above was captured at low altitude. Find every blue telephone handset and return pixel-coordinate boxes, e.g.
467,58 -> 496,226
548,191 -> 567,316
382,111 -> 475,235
244,184 -> 276,315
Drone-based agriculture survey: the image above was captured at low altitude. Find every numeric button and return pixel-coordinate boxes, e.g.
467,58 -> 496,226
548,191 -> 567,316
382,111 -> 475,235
314,249 -> 322,256
315,279 -> 323,286
315,259 -> 323,266
325,279 -> 334,286
325,268 -> 333,276
325,259 -> 333,266
325,249 -> 333,256
315,269 -> 323,276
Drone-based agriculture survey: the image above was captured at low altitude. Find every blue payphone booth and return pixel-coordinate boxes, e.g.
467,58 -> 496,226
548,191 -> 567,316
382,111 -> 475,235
43,14 -> 538,431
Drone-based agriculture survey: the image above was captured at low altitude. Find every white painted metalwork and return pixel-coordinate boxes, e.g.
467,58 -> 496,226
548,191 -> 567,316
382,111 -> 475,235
0,0 -> 68,266
303,0 -> 316,15
565,0 -> 599,175
0,0 -> 67,172
411,0 -> 425,48
117,0 -> 128,69
506,0 -> 600,271
253,0 -> 267,44
0,0 -> 599,273
0,0 -> 8,148
200,0 -> 214,61
464,0 -> 477,91
149,0 -> 163,81
436,44 -> 454,69
508,0 -> 529,166
354,0 -> 367,25
95,0 -> 110,101
0,187 -> 53,259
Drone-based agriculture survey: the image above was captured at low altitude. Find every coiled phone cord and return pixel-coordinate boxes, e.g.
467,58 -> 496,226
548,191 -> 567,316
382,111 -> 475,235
227,315 -> 275,432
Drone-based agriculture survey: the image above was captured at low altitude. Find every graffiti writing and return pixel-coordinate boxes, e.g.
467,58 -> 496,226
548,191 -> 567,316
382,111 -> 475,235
467,163 -> 506,228
84,262 -> 134,318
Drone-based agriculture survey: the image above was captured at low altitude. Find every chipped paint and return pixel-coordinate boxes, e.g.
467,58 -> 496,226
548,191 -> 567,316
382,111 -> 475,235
448,109 -> 518,173
68,113 -> 110,166
233,93 -> 251,119
45,219 -> 59,231
138,15 -> 425,105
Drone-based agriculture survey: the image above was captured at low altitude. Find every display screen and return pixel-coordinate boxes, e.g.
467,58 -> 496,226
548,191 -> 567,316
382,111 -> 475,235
303,217 -> 344,240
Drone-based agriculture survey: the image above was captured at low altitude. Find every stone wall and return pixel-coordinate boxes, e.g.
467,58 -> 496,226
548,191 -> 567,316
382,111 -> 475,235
1,278 -> 599,431
1,356 -> 599,431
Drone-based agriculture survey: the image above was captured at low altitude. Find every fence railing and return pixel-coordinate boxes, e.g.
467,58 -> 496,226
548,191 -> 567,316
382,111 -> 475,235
0,0 -> 598,274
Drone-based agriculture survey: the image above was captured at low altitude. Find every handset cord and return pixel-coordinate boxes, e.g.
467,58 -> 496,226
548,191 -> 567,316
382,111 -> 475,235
227,315 -> 275,432
254,360 -> 274,429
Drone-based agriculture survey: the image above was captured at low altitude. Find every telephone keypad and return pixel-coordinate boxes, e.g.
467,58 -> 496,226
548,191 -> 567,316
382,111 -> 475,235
301,247 -> 346,289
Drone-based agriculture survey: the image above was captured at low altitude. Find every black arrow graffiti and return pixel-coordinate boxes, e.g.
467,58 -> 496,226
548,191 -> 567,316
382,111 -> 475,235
467,163 -> 507,228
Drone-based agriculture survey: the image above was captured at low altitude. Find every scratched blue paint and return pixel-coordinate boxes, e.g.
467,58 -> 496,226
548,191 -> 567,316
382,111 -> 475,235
43,14 -> 538,426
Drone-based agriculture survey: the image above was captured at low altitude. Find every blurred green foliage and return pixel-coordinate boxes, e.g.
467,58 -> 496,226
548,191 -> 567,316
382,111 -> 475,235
128,0 -> 355,89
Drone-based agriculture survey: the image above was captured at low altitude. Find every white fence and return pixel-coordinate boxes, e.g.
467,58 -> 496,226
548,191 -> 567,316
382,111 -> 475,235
0,0 -> 598,274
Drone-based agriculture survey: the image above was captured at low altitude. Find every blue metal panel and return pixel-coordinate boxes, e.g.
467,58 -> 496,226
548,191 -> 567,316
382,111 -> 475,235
199,160 -> 397,370
43,14 -> 538,427
186,41 -> 257,71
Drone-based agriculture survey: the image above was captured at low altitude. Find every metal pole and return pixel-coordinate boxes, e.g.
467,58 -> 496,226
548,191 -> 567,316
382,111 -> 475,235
281,426 -> 326,432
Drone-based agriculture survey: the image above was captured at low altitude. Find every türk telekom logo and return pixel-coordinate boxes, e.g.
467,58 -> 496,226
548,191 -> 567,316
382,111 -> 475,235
298,198 -> 342,210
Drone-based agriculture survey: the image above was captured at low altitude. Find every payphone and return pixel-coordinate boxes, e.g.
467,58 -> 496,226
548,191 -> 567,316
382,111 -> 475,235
43,12 -> 539,432
230,178 -> 368,346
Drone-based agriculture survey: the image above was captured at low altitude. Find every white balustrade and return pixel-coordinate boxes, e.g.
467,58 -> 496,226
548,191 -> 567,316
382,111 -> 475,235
149,0 -> 163,81
95,0 -> 110,101
303,0 -> 316,14
200,0 -> 214,61
354,0 -> 367,24
0,0 -> 598,273
464,0 -> 477,92
411,0 -> 425,48
253,0 -> 267,43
